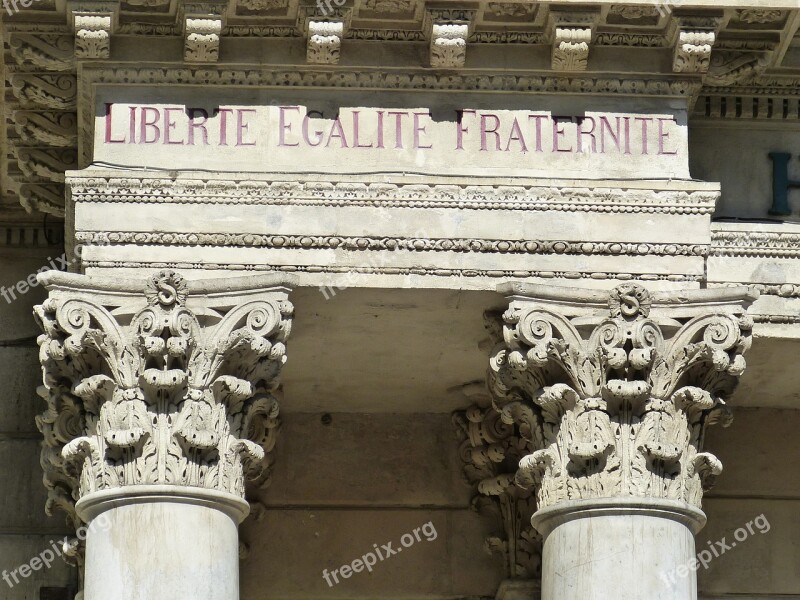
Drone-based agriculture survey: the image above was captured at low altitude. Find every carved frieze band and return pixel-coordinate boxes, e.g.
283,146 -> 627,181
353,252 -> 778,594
74,231 -> 708,258
79,66 -> 703,97
35,269 -> 293,526
712,282 -> 800,300
77,260 -> 705,284
712,231 -> 800,258
487,284 -> 754,510
67,177 -> 719,215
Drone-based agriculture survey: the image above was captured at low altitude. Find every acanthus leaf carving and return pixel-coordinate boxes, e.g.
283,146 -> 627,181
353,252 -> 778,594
18,183 -> 66,217
185,17 -> 223,63
237,0 -> 289,10
35,269 -> 294,527
454,402 -> 542,581
704,50 -> 774,87
12,147 -> 78,182
10,74 -> 78,110
673,30 -> 716,74
735,9 -> 785,25
8,34 -> 74,70
307,20 -> 344,65
361,0 -> 413,13
13,111 -> 78,147
488,283 -> 754,511
552,27 -> 591,72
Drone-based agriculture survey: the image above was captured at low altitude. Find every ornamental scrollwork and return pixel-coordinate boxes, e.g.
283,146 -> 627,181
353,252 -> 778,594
35,270 -> 293,526
487,283 -> 753,510
453,403 -> 541,580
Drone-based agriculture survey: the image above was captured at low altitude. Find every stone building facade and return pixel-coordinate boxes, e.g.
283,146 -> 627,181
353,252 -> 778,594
1,1 -> 800,599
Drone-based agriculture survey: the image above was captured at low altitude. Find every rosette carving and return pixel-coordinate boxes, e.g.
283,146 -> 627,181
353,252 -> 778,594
34,270 -> 293,526
487,283 -> 754,510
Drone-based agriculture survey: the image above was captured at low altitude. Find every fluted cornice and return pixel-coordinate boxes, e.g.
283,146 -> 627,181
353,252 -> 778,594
486,283 -> 756,512
34,269 -> 294,527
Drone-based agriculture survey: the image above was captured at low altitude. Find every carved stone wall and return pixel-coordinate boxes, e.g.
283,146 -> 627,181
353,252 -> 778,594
3,3 -> 799,219
486,283 -> 755,511
34,269 -> 294,528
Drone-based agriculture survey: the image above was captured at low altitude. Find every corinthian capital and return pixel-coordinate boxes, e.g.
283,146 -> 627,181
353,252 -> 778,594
34,270 -> 294,527
487,283 -> 756,511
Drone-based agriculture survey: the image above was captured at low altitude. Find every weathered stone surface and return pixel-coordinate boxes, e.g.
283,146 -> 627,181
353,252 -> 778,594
240,508 -> 502,599
0,348 -> 45,433
68,170 -> 716,292
706,408 -> 800,498
92,95 -> 691,179
699,499 -> 800,596
0,439 -> 71,534
690,124 -> 800,221
1,2 -> 800,599
262,413 -> 466,507
0,534 -> 76,596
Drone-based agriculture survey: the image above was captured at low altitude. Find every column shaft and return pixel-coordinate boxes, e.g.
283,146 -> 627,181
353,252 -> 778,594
485,283 -> 755,600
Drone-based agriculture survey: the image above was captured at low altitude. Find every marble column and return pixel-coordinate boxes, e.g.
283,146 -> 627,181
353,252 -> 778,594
34,269 -> 294,600
486,283 -> 755,600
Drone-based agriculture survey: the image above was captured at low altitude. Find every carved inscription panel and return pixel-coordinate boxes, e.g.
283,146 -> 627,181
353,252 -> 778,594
92,89 -> 691,179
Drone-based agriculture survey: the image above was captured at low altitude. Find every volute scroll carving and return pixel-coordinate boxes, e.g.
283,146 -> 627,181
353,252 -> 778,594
487,283 -> 755,511
35,269 -> 294,527
454,402 -> 542,581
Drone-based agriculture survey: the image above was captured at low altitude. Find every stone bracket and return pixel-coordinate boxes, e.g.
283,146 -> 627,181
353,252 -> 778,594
671,15 -> 723,74
673,29 -> 716,73
424,9 -> 475,69
182,2 -> 227,63
68,2 -> 119,60
552,27 -> 592,72
306,20 -> 346,65
184,17 -> 224,63
547,10 -> 599,72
